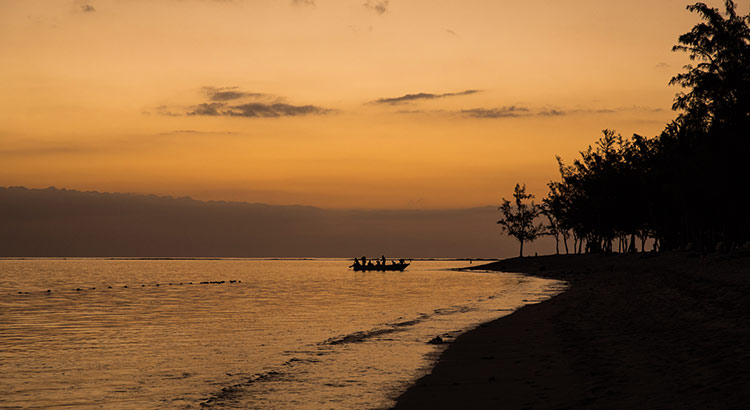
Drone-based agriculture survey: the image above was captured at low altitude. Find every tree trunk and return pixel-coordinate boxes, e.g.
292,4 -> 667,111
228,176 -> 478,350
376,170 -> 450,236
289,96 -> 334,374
563,233 -> 569,254
519,240 -> 525,257
555,235 -> 559,255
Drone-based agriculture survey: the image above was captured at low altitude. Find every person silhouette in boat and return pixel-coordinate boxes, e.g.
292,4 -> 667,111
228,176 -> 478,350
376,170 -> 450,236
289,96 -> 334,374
360,256 -> 367,266
380,255 -> 386,265
352,257 -> 361,267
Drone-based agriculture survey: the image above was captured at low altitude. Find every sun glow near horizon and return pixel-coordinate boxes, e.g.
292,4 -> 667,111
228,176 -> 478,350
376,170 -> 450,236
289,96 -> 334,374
2,0 -> 744,209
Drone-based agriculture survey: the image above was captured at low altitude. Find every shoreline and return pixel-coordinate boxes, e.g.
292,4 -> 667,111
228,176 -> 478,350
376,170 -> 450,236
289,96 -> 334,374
392,251 -> 750,409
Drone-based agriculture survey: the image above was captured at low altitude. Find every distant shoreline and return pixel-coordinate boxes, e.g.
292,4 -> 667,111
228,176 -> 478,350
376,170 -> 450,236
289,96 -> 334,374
393,251 -> 750,409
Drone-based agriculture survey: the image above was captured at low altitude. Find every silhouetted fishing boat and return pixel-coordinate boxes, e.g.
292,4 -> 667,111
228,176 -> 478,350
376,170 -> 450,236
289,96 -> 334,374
350,262 -> 410,272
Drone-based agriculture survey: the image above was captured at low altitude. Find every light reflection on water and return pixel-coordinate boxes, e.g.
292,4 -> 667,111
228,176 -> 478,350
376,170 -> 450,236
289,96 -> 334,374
0,259 -> 565,409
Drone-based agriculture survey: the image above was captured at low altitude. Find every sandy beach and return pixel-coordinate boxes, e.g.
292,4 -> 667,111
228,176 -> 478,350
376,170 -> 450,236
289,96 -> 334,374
393,252 -> 750,409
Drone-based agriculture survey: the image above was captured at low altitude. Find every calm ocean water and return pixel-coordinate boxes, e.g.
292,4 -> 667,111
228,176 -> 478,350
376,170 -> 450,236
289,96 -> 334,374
0,259 -> 565,409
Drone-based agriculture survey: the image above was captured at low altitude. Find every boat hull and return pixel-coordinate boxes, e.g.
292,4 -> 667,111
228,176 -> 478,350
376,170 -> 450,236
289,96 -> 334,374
350,263 -> 409,272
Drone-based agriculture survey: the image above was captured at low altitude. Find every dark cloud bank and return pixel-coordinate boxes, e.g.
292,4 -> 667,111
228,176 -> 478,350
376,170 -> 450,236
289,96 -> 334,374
0,187 -> 542,258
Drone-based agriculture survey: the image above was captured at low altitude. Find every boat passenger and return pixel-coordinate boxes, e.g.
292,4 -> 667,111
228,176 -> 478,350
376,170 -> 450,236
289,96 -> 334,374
353,258 -> 360,267
380,255 -> 386,265
361,256 -> 367,265
399,258 -> 405,265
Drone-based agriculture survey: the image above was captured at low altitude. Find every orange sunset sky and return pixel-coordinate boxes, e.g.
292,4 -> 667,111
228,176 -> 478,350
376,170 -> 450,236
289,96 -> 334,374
2,0 -> 747,209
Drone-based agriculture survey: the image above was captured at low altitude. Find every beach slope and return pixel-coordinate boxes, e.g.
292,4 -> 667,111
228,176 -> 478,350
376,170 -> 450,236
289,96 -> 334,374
393,252 -> 750,409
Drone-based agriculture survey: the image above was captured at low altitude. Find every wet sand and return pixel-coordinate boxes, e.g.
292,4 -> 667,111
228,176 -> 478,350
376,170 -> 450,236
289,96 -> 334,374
393,252 -> 750,409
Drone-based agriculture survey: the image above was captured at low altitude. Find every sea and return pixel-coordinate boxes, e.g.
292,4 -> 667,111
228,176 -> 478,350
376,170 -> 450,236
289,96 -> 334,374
0,258 -> 565,409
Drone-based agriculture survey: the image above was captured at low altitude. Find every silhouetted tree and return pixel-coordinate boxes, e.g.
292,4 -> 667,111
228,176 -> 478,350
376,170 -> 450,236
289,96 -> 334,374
659,0 -> 750,250
503,1 -> 749,256
541,189 -> 570,255
497,184 -> 545,257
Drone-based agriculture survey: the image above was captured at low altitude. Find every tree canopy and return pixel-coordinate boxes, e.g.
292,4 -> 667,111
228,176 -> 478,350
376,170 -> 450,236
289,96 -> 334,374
497,184 -> 544,257
498,1 -> 750,255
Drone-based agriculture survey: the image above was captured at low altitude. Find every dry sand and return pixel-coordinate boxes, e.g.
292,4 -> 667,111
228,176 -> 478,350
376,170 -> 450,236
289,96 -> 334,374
392,252 -> 750,409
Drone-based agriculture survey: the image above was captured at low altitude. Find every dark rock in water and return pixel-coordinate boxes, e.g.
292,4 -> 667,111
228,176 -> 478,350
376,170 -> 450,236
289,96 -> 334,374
427,336 -> 444,344
76,288 -> 81,291
108,286 -> 112,289
124,285 -> 128,288
46,289 -> 51,293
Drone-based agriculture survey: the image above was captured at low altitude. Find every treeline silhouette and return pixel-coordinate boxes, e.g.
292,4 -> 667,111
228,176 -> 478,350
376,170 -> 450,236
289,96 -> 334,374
506,1 -> 750,255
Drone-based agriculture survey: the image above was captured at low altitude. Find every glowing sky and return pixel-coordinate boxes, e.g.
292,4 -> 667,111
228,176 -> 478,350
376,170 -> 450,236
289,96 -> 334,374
2,0 -> 747,208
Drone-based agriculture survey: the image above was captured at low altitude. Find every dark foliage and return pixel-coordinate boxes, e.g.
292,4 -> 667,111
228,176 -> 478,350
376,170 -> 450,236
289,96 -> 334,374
502,1 -> 749,253
497,184 -> 545,257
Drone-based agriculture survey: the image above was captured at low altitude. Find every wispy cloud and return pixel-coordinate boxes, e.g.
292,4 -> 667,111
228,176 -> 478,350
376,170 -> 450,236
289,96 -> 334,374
538,109 -> 566,117
187,103 -> 225,116
444,28 -> 457,36
154,105 -> 181,117
372,89 -> 481,105
157,87 -> 331,118
224,103 -> 329,117
0,145 -> 92,157
202,86 -> 266,102
655,62 -> 671,69
0,130 -> 240,158
291,0 -> 316,6
363,0 -> 389,15
568,106 -> 665,115
392,103 -> 666,120
186,102 -> 330,118
80,4 -> 96,13
461,106 -> 529,118
157,129 -> 237,136
456,105 -> 665,119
